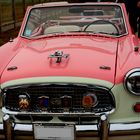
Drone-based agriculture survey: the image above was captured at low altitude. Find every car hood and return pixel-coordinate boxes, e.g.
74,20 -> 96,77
1,36 -> 118,85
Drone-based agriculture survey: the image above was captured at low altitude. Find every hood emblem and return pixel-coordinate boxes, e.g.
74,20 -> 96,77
48,50 -> 69,63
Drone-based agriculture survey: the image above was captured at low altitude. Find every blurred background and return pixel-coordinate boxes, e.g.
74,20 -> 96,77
0,0 -> 64,45
0,0 -> 117,45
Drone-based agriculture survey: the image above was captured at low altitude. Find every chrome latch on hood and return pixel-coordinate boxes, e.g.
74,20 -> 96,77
48,51 -> 69,63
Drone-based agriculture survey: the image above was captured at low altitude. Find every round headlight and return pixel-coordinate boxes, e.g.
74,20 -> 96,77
124,68 -> 140,95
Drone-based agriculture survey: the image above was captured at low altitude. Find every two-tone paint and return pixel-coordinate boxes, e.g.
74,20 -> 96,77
0,2 -> 140,140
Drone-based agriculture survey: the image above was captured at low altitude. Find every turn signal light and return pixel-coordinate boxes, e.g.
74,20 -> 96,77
134,103 -> 140,112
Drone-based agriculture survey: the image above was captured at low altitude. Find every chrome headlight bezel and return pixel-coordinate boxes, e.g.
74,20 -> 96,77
124,68 -> 140,96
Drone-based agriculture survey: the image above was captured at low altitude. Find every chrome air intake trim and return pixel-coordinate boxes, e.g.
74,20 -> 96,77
2,83 -> 115,115
2,107 -> 115,116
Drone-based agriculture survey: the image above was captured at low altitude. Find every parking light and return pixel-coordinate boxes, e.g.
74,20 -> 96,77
134,103 -> 140,113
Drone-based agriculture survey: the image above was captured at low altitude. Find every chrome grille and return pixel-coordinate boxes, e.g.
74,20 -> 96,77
4,84 -> 115,114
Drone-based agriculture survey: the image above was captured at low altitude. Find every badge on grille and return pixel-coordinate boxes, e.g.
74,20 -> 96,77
38,96 -> 49,108
82,94 -> 97,108
19,94 -> 30,110
61,95 -> 72,109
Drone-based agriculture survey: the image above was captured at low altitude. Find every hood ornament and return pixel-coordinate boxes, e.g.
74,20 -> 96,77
48,50 -> 69,63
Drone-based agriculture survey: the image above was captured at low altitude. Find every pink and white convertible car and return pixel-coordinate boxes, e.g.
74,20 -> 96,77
0,2 -> 140,140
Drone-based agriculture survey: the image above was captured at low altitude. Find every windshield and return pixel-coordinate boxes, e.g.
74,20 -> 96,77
23,4 -> 127,38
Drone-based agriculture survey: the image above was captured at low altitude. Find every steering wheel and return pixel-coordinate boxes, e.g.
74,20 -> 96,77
83,19 -> 120,35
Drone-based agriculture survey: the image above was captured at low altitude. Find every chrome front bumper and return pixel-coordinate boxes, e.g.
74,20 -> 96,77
1,114 -> 140,140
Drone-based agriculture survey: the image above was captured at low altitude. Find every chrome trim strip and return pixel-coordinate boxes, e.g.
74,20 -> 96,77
1,121 -> 140,135
14,124 -> 33,132
2,82 -> 116,115
0,124 -> 3,130
2,107 -> 115,116
124,68 -> 140,80
76,125 -> 98,131
110,123 -> 140,131
4,123 -> 140,132
21,3 -> 128,39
